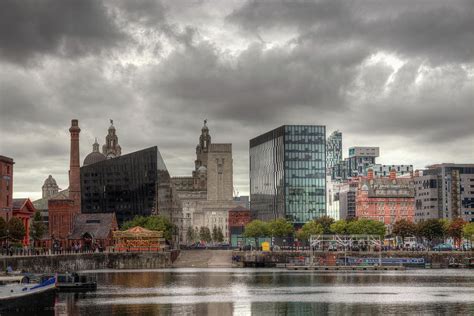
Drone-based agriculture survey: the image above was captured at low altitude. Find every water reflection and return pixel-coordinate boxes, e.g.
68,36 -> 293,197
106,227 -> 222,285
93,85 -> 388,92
9,268 -> 474,315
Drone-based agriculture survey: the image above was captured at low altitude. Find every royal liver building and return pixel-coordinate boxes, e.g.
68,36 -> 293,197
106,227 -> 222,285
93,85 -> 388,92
172,120 -> 237,243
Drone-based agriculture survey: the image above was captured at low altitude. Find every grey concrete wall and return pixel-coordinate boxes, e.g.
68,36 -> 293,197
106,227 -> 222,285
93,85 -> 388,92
1,252 -> 171,273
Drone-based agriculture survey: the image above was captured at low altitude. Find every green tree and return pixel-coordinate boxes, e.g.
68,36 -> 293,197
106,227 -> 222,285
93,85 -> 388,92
122,215 -> 174,240
212,226 -> 218,242
463,223 -> 474,249
268,218 -> 294,237
186,226 -> 196,243
315,216 -> 335,234
330,220 -> 349,234
296,220 -> 323,241
392,219 -> 416,245
30,211 -> 47,241
243,220 -> 270,238
199,226 -> 212,243
446,218 -> 466,247
463,223 -> 474,239
347,219 -> 386,238
417,219 -> 445,245
7,217 -> 26,242
216,227 -> 224,243
0,217 -> 6,239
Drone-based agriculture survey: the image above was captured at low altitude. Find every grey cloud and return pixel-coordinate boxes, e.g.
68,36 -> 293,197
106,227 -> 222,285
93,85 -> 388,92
0,0 -> 127,64
228,0 -> 474,64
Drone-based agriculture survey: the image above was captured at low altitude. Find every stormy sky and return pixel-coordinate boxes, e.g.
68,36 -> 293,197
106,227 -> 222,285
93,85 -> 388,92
0,0 -> 473,200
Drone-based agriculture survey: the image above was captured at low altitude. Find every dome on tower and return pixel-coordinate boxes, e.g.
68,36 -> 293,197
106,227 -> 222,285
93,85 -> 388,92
84,152 -> 106,165
43,175 -> 57,186
84,138 -> 106,165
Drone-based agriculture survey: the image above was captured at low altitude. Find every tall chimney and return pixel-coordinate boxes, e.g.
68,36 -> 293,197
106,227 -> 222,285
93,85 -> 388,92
69,119 -> 81,214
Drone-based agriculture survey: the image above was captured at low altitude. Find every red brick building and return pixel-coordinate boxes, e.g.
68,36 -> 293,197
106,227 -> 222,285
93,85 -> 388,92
228,205 -> 250,246
356,169 -> 415,230
12,198 -> 36,246
0,155 -> 14,222
48,119 -> 81,246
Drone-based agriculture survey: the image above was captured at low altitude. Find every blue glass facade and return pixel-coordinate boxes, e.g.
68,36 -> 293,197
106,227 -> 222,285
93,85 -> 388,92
250,125 -> 326,225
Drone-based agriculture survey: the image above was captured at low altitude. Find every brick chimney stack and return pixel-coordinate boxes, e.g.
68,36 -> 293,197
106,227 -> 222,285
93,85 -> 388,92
69,119 -> 81,214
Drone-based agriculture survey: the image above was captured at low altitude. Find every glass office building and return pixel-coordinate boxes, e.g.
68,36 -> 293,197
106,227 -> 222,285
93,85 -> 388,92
250,125 -> 326,225
80,146 -> 172,225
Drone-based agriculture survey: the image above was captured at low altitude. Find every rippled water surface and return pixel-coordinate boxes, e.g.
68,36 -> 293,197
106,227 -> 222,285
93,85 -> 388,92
50,269 -> 474,315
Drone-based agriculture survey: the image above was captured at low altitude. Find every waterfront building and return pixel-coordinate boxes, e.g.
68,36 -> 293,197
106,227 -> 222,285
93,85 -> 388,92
12,198 -> 36,245
69,213 -> 118,249
346,146 -> 379,178
356,169 -> 415,230
81,146 -> 173,225
414,164 -> 474,223
250,125 -> 326,226
102,119 -> 122,159
326,131 -> 342,179
326,176 -> 341,220
228,205 -> 251,247
365,164 -> 413,177
171,121 -> 237,244
338,178 -> 359,220
0,155 -> 14,221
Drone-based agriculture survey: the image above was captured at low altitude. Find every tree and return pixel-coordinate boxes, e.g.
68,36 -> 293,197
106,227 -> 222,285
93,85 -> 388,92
186,226 -> 196,244
7,217 -> 26,242
122,215 -> 174,240
315,216 -> 335,234
392,219 -> 416,245
0,217 -> 6,239
216,227 -> 224,243
347,219 -> 386,238
268,218 -> 294,237
243,220 -> 270,238
446,218 -> 466,247
212,226 -> 218,242
296,220 -> 323,241
30,211 -> 47,241
463,223 -> 474,249
417,219 -> 445,245
463,223 -> 474,240
330,220 -> 349,234
199,226 -> 212,243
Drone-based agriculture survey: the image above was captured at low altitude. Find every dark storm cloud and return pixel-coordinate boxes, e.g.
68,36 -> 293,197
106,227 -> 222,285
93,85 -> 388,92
0,0 -> 473,199
228,0 -> 474,64
144,38 -> 368,123
0,0 -> 127,64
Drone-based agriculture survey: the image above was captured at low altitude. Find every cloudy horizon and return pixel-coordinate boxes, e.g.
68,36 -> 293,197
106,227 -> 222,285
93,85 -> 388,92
0,0 -> 473,201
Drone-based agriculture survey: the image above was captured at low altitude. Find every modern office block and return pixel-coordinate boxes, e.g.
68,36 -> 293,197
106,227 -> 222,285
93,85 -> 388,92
250,125 -> 326,225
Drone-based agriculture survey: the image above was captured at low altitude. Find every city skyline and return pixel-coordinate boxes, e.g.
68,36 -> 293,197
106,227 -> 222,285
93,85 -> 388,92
1,0 -> 473,200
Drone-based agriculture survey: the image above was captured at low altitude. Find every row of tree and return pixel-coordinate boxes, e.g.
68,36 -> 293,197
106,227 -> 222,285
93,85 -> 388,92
186,226 -> 224,244
392,218 -> 474,245
242,216 -> 474,245
0,212 -> 46,244
242,217 -> 386,240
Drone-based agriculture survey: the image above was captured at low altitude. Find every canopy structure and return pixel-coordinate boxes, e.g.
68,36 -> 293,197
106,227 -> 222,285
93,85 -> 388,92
113,226 -> 165,252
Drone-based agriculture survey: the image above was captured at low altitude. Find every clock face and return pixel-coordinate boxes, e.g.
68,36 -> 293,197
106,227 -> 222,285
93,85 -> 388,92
107,153 -> 116,159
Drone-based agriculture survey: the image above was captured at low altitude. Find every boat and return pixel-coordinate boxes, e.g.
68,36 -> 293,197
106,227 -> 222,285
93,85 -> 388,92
43,272 -> 97,292
0,275 -> 57,311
